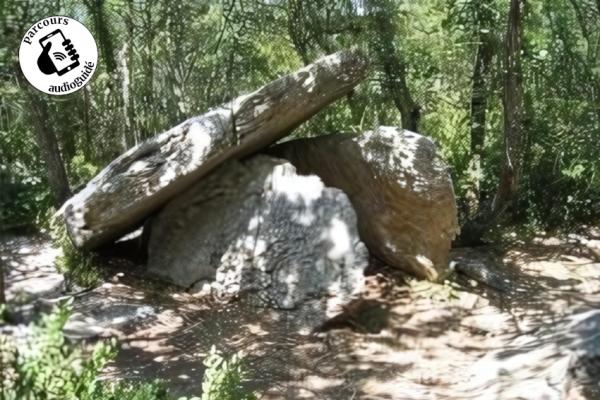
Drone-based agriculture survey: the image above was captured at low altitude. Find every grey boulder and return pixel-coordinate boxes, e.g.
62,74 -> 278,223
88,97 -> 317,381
146,155 -> 368,309
268,127 -> 459,280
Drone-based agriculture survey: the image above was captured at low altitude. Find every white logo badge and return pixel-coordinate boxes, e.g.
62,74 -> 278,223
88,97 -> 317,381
19,16 -> 98,95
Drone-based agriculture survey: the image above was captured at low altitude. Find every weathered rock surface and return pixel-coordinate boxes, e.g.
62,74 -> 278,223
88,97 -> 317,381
463,309 -> 600,399
146,155 -> 368,309
61,50 -> 369,250
268,127 -> 459,280
64,283 -> 156,339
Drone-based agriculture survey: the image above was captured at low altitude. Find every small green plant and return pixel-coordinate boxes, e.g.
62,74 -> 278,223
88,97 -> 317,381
11,299 -> 114,399
1,299 -> 108,399
69,153 -> 99,190
0,299 -> 168,400
409,278 -> 459,303
200,346 -> 256,400
0,302 -> 260,400
50,219 -> 101,288
90,380 -> 169,400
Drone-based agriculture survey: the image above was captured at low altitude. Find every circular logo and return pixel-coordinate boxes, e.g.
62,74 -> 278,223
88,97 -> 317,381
19,16 -> 98,95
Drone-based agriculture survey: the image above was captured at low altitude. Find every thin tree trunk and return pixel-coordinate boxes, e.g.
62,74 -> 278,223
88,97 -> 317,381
85,0 -> 117,74
83,85 -> 92,159
465,2 -> 495,218
368,0 -> 420,132
0,258 -> 5,306
27,91 -> 72,207
495,0 -> 525,211
119,41 -> 135,149
287,0 -> 311,65
459,0 -> 525,244
125,0 -> 138,145
142,2 -> 156,138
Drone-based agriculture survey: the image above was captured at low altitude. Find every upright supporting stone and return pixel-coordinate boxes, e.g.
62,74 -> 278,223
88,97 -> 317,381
147,155 -> 368,310
268,127 -> 460,280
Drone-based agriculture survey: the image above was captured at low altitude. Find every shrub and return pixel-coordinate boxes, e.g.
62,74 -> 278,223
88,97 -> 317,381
1,300 -> 137,399
0,300 -> 168,400
69,153 -> 99,190
50,220 -> 101,289
200,346 -> 257,400
0,302 -> 257,400
91,381 -> 169,400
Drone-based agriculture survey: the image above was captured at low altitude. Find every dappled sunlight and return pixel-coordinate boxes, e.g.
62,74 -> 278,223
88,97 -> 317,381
270,163 -> 325,206
2,228 -> 600,398
0,0 -> 597,398
268,127 -> 459,281
254,181 -> 365,310
145,155 -> 369,311
0,233 -> 63,313
322,217 -> 353,260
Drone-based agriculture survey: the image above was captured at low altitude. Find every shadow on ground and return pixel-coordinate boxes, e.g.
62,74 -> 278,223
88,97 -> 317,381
2,231 -> 600,399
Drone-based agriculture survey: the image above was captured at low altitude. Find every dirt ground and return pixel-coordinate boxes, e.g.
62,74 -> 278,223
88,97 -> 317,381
1,229 -> 599,399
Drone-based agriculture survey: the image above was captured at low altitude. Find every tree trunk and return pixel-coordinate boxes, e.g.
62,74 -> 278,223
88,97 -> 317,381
27,91 -> 72,207
567,0 -> 600,125
495,0 -> 525,212
368,0 -> 420,132
459,0 -> 525,244
141,1 -> 156,138
85,0 -> 117,74
126,0 -> 138,145
0,257 -> 5,306
465,2 -> 496,218
60,50 -> 369,250
287,0 -> 311,65
119,41 -> 136,149
82,86 -> 92,159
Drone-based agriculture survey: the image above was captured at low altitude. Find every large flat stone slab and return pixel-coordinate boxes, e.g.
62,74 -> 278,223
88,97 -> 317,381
60,50 -> 368,249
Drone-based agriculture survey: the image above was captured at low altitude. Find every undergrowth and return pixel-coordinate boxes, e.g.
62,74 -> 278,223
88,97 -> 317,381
49,219 -> 101,289
0,301 -> 257,400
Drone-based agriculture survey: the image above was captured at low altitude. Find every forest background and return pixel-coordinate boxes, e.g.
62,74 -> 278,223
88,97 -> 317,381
0,0 -> 598,241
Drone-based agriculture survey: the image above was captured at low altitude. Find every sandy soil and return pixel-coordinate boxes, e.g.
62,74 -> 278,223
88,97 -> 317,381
1,229 -> 599,399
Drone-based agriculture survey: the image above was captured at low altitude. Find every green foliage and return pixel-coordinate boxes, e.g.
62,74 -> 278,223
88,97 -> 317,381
69,153 -> 99,191
0,302 -> 257,400
90,381 -> 169,400
200,346 -> 256,400
1,0 -> 599,234
0,300 -> 170,400
0,153 -> 52,231
8,299 -> 113,399
50,220 -> 101,288
2,299 -> 103,399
